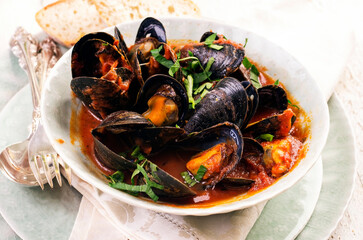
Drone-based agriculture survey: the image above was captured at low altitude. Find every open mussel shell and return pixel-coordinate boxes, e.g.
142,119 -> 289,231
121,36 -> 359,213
180,39 -> 244,79
177,122 -> 244,188
71,37 -> 131,78
200,31 -> 221,42
129,39 -> 177,84
224,138 -> 264,185
135,74 -> 189,126
139,160 -> 196,198
257,85 -> 288,111
95,110 -> 153,134
70,77 -> 130,119
93,111 -> 187,157
244,109 -> 296,138
114,27 -> 129,55
241,81 -> 259,130
135,17 -> 167,43
184,77 -> 248,133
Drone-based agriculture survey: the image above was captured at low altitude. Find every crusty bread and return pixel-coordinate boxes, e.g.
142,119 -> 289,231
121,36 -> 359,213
35,0 -> 200,47
35,0 -> 107,47
91,0 -> 200,26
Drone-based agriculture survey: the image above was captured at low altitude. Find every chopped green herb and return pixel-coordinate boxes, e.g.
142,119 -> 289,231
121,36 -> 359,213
204,57 -> 215,72
208,44 -> 224,50
204,33 -> 224,50
250,65 -> 261,89
181,171 -> 197,187
108,171 -> 124,184
242,57 -> 252,69
168,60 -> 180,76
204,33 -> 217,45
243,57 -> 261,89
175,124 -> 180,128
259,133 -> 274,142
194,165 -> 207,181
150,45 -> 174,69
288,100 -> 300,109
274,79 -> 280,85
184,75 -> 195,109
243,38 -> 248,48
131,145 -> 146,163
192,71 -> 212,84
194,82 -> 213,95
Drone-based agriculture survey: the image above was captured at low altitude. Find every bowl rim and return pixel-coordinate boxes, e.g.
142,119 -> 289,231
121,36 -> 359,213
41,16 -> 330,216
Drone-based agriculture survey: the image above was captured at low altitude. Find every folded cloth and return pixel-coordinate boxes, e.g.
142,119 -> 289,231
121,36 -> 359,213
69,0 -> 354,239
70,174 -> 266,240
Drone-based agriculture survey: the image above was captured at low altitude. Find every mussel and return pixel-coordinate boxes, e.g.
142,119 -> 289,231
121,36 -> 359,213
178,122 -> 243,188
184,77 -> 248,133
134,74 -> 189,127
128,18 -> 176,83
179,33 -> 245,79
92,110 -> 195,197
70,32 -> 139,118
224,138 -> 264,185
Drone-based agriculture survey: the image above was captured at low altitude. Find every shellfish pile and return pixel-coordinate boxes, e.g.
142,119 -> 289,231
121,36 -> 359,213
70,18 -> 304,203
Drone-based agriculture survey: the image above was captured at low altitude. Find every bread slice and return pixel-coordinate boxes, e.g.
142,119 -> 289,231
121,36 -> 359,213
35,0 -> 107,47
91,0 -> 201,26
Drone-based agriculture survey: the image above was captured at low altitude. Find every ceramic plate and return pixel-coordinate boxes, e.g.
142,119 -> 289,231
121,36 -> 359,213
41,17 -> 329,215
0,84 -> 354,239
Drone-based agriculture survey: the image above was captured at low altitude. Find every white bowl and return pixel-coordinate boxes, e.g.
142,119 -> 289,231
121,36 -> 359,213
41,17 -> 329,216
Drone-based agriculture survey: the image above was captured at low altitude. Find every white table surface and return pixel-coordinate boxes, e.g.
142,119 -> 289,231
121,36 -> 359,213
0,0 -> 362,239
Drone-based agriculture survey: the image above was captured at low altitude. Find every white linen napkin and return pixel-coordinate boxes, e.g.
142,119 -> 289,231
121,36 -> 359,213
69,0 -> 355,239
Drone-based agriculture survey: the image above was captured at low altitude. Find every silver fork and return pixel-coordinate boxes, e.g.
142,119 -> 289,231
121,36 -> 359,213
7,27 -> 71,189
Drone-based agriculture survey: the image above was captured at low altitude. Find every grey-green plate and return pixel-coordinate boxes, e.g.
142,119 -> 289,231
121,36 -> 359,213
0,85 -> 355,239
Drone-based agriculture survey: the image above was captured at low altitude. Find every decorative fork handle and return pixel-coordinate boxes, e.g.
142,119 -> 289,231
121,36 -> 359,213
9,28 -> 60,130
10,27 -> 41,116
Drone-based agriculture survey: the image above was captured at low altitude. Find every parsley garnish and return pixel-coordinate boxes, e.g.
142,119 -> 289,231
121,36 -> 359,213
288,99 -> 300,110
258,133 -> 274,142
109,161 -> 164,202
204,33 -> 224,50
194,165 -> 207,181
180,165 -> 207,187
242,57 -> 262,89
243,38 -> 248,48
150,45 -> 174,69
130,145 -> 146,163
274,79 -> 279,85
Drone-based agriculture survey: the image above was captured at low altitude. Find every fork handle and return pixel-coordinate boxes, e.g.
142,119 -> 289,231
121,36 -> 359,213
10,27 -> 41,110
